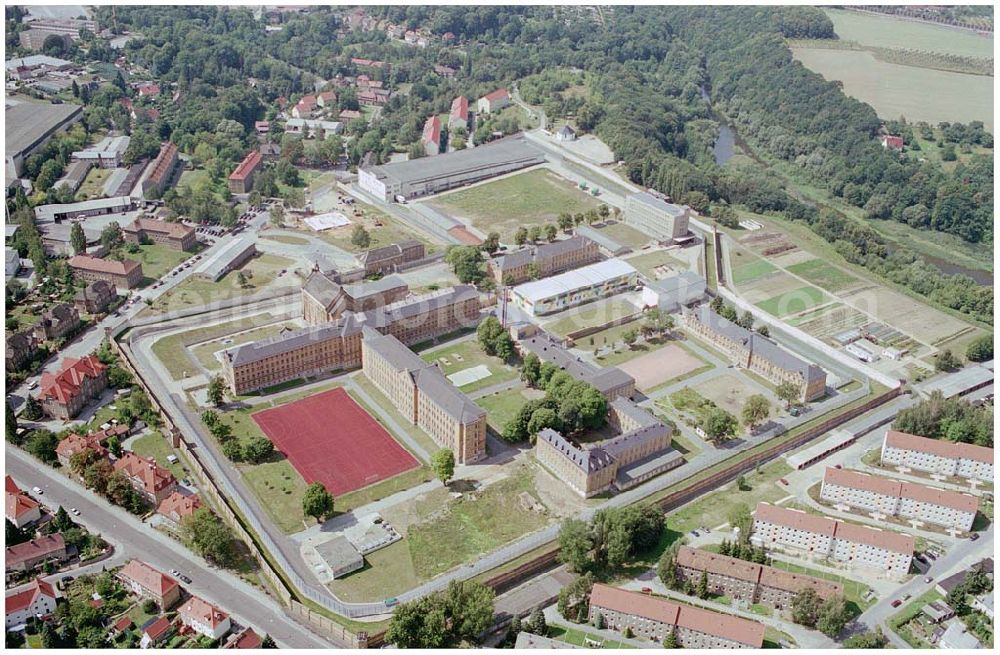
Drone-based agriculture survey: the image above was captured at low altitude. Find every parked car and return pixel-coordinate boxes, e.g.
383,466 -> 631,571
834,464 -> 842,469
891,599 -> 902,608
179,574 -> 192,584
641,587 -> 652,594
70,508 -> 80,516
32,486 -> 42,495
969,533 -> 980,541
779,478 -> 789,486
924,577 -> 934,584
170,569 -> 181,577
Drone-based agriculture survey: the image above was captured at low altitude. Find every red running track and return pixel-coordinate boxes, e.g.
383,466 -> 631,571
251,387 -> 419,497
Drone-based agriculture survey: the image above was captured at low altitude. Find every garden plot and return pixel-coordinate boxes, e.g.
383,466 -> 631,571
837,284 -> 972,346
786,303 -> 869,341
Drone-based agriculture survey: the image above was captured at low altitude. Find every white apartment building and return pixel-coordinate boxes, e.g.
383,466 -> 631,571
178,596 -> 231,640
881,430 -> 994,483
751,502 -> 914,576
820,467 -> 978,532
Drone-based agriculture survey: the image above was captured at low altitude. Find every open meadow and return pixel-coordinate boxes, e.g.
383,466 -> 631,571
824,8 -> 994,57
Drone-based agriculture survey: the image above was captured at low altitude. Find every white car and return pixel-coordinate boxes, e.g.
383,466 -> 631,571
169,569 -> 181,578
32,486 -> 42,495
70,508 -> 80,516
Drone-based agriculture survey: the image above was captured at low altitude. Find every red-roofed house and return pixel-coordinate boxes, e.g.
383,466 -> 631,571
880,135 -> 904,151
117,560 -> 181,609
317,90 -> 337,108
137,83 -> 161,98
55,432 -> 107,469
68,254 -> 144,289
449,96 -> 468,131
139,141 -> 179,199
5,476 -> 41,528
588,583 -> 765,648
358,89 -> 384,106
123,218 -> 197,252
5,534 -> 68,574
5,578 -> 57,629
292,95 -> 318,119
114,453 -> 177,506
422,115 -> 442,156
141,615 -> 175,648
156,491 -> 202,525
179,595 -> 231,639
38,355 -> 108,420
339,109 -> 362,121
228,151 -> 263,194
224,628 -> 263,649
254,120 -> 270,135
477,88 -> 510,114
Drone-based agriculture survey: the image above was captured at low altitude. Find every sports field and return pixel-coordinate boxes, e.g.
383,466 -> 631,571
251,388 -> 419,497
617,343 -> 707,392
429,169 -> 602,241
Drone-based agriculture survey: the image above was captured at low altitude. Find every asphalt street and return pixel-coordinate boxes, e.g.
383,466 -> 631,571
5,444 -> 332,649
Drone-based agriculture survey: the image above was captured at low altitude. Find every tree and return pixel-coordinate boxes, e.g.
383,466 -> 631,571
966,334 -> 993,362
727,503 -> 753,543
269,204 -> 285,226
558,212 -> 574,233
521,353 -> 541,386
544,224 -> 558,241
695,570 -> 709,599
741,394 -> 770,432
935,349 -> 961,372
351,225 -> 371,249
22,395 -> 42,420
26,429 -> 59,463
53,505 -> 74,532
100,222 -> 124,251
6,518 -> 30,546
6,401 -> 18,443
386,580 -> 494,648
207,375 -> 227,407
527,607 -> 547,636
816,595 -> 852,637
302,482 -> 335,522
482,232 -> 500,254
736,475 -> 749,491
663,627 -> 679,648
431,449 -> 455,485
558,518 -> 594,573
70,222 -> 87,255
181,508 -> 236,567
477,315 -> 505,355
776,381 -> 800,410
236,271 -> 249,288
702,407 -> 738,441
260,635 -> 277,648
444,245 -> 484,284
527,225 -> 542,243
843,627 -> 887,649
242,435 -> 274,463
657,548 -> 678,589
623,329 -> 638,348
790,588 -> 822,627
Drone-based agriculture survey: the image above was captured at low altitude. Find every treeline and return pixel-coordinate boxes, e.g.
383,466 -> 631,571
893,391 -> 993,448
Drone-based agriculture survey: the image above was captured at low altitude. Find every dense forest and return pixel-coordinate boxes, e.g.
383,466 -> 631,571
11,5 -> 992,323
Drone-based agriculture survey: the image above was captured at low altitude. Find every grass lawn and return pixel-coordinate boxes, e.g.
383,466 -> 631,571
593,221 -> 651,249
126,243 -> 194,284
429,169 -> 602,241
406,465 -> 552,579
668,431 -> 701,459
786,259 -> 860,293
623,249 -> 687,280
327,539 -> 421,602
755,285 -> 828,318
336,466 -> 433,514
75,167 -> 112,200
151,313 -> 278,380
548,625 -> 636,649
420,339 -> 519,393
476,384 -> 532,434
769,559 -> 876,614
189,321 -> 300,372
148,253 -> 294,314
304,198 -> 435,254
730,258 -> 776,285
240,458 -> 309,534
544,297 -> 640,337
260,234 -> 311,246
129,431 -> 187,481
666,459 -> 793,534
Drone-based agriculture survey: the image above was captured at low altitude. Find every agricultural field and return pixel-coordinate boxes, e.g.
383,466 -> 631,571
146,253 -> 296,314
729,257 -> 776,285
786,259 -> 862,293
824,8 -> 994,57
429,169 -> 602,241
790,47 -> 993,128
420,339 -> 519,393
837,284 -> 971,346
784,303 -> 868,341
543,296 -> 640,337
623,249 -> 687,280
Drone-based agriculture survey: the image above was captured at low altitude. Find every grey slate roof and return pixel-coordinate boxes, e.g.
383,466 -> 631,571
343,274 -> 406,300
225,315 -> 362,367
363,329 -> 485,424
695,305 -> 824,384
302,270 -> 342,310
604,422 -> 672,459
630,191 -> 688,218
5,101 -> 82,159
610,398 -> 661,429
359,240 -> 422,265
365,285 -> 479,327
518,330 -> 636,395
537,428 -> 615,473
493,235 -> 596,273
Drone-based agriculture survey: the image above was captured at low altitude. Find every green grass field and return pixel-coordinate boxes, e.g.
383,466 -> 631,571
824,8 -> 995,57
548,625 -> 636,649
240,458 -> 308,533
476,385 -> 531,434
768,559 -> 875,614
430,169 -> 602,241
731,259 -> 777,285
406,465 -> 552,579
791,46 -> 993,128
544,297 -> 640,337
305,199 -> 435,254
126,243 -> 194,283
754,285 -> 828,318
129,431 -> 187,481
75,167 -> 112,201
786,259 -> 860,292
327,539 -> 420,603
151,313 -> 278,380
148,253 -> 294,314
592,221 -> 651,249
420,339 -> 519,393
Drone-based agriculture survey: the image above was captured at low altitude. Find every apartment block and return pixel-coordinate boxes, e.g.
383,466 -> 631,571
38,355 -> 108,420
228,150 -> 263,194
362,329 -> 486,463
751,502 -> 914,576
123,217 -> 197,252
674,546 -> 842,611
685,305 -> 826,402
301,272 -> 409,325
489,234 -> 601,285
623,191 -> 692,244
820,467 -> 978,532
68,254 -> 144,289
880,430 -> 994,483
588,583 -> 765,649
139,142 -> 180,199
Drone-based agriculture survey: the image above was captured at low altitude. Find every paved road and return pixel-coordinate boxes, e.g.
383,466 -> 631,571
5,444 -> 331,649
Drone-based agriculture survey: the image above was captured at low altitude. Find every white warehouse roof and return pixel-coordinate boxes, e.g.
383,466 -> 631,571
513,258 -> 637,304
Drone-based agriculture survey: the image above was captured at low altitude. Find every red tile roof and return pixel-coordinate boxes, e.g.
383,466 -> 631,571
55,432 -> 107,461
6,475 -> 20,494
880,135 -> 904,149
38,355 -> 107,405
422,115 -> 441,146
144,615 -> 172,640
5,477 -> 40,522
68,254 -> 142,277
885,430 -> 993,464
119,560 -> 179,598
319,90 -> 337,103
112,616 -> 133,632
450,96 -> 468,122
229,151 -> 263,182
179,595 -> 228,629
832,520 -> 914,554
138,83 -> 160,97
147,142 -> 178,186
754,502 -> 914,554
125,218 -> 194,240
824,467 -> 979,514
114,453 -> 176,496
589,583 -> 764,647
339,109 -> 362,120
5,578 -> 56,615
483,88 -> 509,102
157,491 -> 202,521
5,534 -> 65,568
225,629 -> 262,649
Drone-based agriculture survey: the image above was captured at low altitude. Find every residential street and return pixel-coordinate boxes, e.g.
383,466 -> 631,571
5,444 -> 333,649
